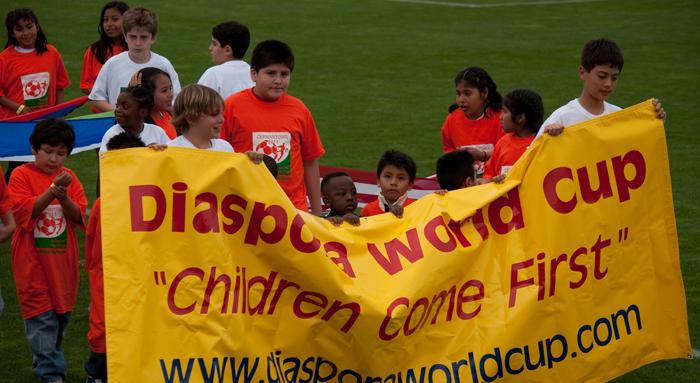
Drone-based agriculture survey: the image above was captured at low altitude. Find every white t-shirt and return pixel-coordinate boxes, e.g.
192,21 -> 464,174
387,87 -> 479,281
168,135 -> 234,152
99,123 -> 170,153
535,99 -> 621,139
197,60 -> 254,100
89,51 -> 182,106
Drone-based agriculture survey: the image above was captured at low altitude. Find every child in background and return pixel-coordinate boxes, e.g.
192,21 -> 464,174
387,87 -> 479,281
361,150 -> 416,218
198,20 -> 254,99
436,150 -> 476,191
134,67 -> 176,139
220,40 -> 325,214
441,66 -> 503,177
321,172 -> 360,226
80,2 -> 129,96
0,167 -> 17,318
84,132 -> 144,383
8,119 -> 87,383
483,89 -> 544,179
89,6 -> 180,112
99,85 -> 169,153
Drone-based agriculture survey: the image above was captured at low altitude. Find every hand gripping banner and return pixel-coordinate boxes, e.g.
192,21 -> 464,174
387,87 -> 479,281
101,100 -> 690,383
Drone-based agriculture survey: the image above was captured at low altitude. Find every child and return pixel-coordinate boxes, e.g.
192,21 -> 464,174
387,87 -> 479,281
441,66 -> 503,177
135,67 -> 176,139
321,172 -> 360,226
99,85 -> 169,153
220,40 -> 325,214
483,89 -> 544,179
170,84 -> 233,151
436,150 -> 477,191
537,38 -> 665,138
0,167 -> 17,318
80,2 -> 129,96
360,150 -> 416,218
8,118 -> 87,383
84,132 -> 144,383
89,6 -> 180,112
197,20 -> 255,99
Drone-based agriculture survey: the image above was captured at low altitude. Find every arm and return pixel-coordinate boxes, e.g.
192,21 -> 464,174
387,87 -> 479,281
303,158 -> 322,215
0,210 -> 16,243
56,89 -> 65,104
91,99 -> 115,112
0,96 -> 31,114
653,98 -> 666,121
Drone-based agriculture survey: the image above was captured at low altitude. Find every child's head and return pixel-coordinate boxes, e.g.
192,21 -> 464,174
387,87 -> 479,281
376,150 -> 416,203
321,172 -> 358,215
250,40 -> 294,101
29,118 -> 75,173
106,131 -> 146,150
138,67 -> 173,113
122,7 -> 157,52
5,8 -> 48,53
210,21 -> 250,64
580,38 -> 624,73
115,85 -> 153,130
262,155 -> 279,179
579,38 -> 624,102
172,84 -> 224,137
99,2 -> 129,42
436,151 -> 476,191
502,89 -> 544,136
453,67 -> 502,119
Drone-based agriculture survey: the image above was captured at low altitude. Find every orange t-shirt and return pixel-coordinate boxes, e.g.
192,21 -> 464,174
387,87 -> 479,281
360,198 -> 414,217
483,133 -> 535,179
0,168 -> 10,213
221,89 -> 325,210
8,164 -> 87,319
440,108 -> 504,153
80,44 -> 126,93
85,198 -> 105,352
0,45 -> 71,120
150,111 -> 177,139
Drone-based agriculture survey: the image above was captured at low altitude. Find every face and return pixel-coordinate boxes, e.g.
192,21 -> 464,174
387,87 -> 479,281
189,110 -> 224,139
152,74 -> 173,112
455,82 -> 487,119
323,176 -> 358,214
579,64 -> 620,102
209,38 -> 231,65
378,165 -> 413,204
115,92 -> 147,130
102,7 -> 124,40
501,105 -> 521,133
13,18 -> 38,49
125,26 -> 155,53
32,143 -> 68,174
251,63 -> 291,101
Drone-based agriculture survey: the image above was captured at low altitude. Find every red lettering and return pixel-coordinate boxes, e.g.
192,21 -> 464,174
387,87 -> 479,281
221,194 -> 247,234
293,291 -> 328,319
168,267 -> 205,315
247,271 -> 277,314
403,298 -> 429,336
612,150 -> 646,202
569,247 -> 588,289
509,259 -> 534,308
172,182 -> 187,232
129,185 -> 166,231
324,241 -> 355,278
290,214 -> 321,253
543,167 -> 577,214
201,267 -> 230,314
447,220 -> 472,248
577,161 -> 613,204
244,202 -> 287,245
321,301 -> 361,333
591,234 -> 610,279
456,280 -> 484,320
367,228 -> 424,275
193,192 -> 220,233
379,297 -> 409,341
424,216 -> 457,252
488,188 -> 525,234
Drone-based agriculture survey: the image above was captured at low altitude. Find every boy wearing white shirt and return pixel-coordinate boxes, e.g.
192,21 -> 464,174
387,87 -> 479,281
197,21 -> 254,100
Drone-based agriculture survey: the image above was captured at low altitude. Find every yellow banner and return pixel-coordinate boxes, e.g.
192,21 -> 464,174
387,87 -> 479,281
102,100 -> 690,383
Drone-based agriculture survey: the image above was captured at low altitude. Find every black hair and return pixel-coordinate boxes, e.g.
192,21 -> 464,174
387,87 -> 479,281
262,155 -> 278,179
29,118 -> 75,153
106,131 -> 145,150
89,2 -> 129,65
137,67 -> 170,123
5,8 -> 48,54
251,40 -> 294,72
376,150 -> 417,183
436,151 -> 475,191
454,67 -> 502,116
120,85 -> 154,114
212,21 -> 250,59
503,89 -> 545,134
581,38 -> 624,72
321,172 -> 351,196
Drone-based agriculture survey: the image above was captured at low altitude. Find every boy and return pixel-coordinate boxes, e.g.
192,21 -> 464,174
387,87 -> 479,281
197,21 -> 255,99
360,150 -> 416,218
89,7 -> 181,112
220,40 -> 325,214
0,167 -> 17,318
84,132 -> 145,383
537,38 -> 665,138
321,172 -> 360,226
8,118 -> 87,383
436,150 -> 477,191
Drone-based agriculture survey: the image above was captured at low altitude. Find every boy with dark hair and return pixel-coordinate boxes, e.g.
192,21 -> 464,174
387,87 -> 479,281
198,20 -> 254,99
537,38 -> 665,138
361,150 -> 416,217
321,172 -> 359,225
89,6 -> 181,112
8,118 -> 87,383
221,39 -> 325,214
0,166 -> 17,318
436,150 -> 476,191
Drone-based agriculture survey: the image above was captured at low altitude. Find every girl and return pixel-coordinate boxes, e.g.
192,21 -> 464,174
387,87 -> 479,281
483,89 -> 544,179
80,2 -> 129,96
440,66 -> 503,177
136,67 -> 177,139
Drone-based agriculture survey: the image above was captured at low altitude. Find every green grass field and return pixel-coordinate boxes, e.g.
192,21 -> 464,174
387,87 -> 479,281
0,0 -> 698,381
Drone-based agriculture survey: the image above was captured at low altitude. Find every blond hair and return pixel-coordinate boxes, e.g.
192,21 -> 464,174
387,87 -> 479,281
172,84 -> 224,134
122,7 -> 158,36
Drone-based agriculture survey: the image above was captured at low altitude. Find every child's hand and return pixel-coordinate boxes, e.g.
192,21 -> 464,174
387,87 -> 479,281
434,189 -> 448,196
327,216 -> 344,226
343,214 -> 360,226
389,204 -> 404,218
129,72 -> 143,87
148,143 -> 168,151
461,146 -> 488,161
53,171 -> 72,187
491,174 -> 506,184
544,124 -> 565,136
50,183 -> 68,201
245,151 -> 263,164
652,98 -> 666,121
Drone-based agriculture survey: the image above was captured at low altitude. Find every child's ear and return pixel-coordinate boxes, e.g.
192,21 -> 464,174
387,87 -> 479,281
224,44 -> 233,57
516,113 -> 526,125
250,68 -> 258,83
480,88 -> 489,100
322,195 -> 329,205
578,65 -> 588,80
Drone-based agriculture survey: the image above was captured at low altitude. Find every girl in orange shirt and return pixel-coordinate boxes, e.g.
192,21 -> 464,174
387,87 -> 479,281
136,67 -> 177,139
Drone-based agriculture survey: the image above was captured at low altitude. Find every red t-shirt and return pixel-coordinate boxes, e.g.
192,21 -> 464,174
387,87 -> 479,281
360,198 -> 414,217
0,168 -> 10,213
483,133 -> 535,179
8,164 -> 87,319
151,111 -> 177,139
441,108 -> 504,153
221,89 -> 325,209
0,45 -> 70,120
80,44 -> 126,92
85,198 -> 105,352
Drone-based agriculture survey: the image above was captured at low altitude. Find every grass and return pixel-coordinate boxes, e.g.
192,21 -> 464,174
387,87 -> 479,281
0,0 -> 698,381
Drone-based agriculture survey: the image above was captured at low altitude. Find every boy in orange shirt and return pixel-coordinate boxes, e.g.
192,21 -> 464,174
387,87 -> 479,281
361,150 -> 416,218
8,118 -> 87,383
0,167 -> 17,318
436,150 -> 477,191
220,40 -> 325,214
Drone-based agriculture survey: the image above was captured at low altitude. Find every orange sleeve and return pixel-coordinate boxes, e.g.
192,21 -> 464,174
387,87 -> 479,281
80,47 -> 96,92
51,46 -> 70,91
483,139 -> 503,179
67,168 -> 88,230
300,106 -> 325,161
85,198 -> 106,352
441,115 -> 455,153
8,166 -> 41,231
361,200 -> 384,217
220,95 -> 236,143
0,169 -> 10,213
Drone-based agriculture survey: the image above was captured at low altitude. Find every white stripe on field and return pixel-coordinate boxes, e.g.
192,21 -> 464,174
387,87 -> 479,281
386,0 -> 602,8
693,348 -> 700,359
355,182 -> 436,199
